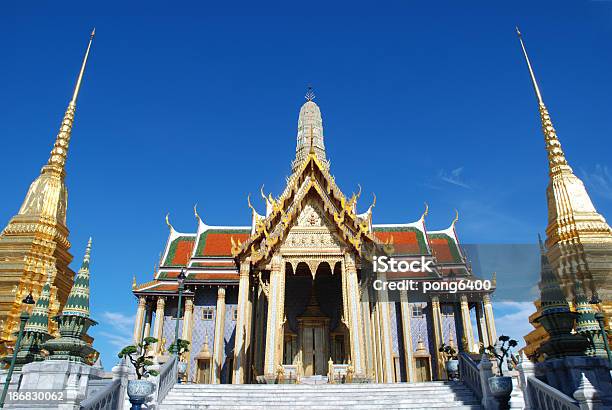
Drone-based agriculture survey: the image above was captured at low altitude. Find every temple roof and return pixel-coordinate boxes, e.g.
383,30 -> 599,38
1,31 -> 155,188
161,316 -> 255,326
136,96 -> 480,294
193,219 -> 250,258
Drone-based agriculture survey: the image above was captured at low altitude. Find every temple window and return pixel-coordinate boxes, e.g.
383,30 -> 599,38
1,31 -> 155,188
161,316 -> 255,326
412,305 -> 424,318
202,307 -> 214,321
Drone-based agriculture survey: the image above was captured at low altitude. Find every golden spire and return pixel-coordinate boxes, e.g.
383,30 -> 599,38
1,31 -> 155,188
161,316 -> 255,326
516,27 -> 571,176
46,28 -> 95,174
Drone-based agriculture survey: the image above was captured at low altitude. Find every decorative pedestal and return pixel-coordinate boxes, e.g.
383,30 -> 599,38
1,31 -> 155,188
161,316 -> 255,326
16,360 -> 105,409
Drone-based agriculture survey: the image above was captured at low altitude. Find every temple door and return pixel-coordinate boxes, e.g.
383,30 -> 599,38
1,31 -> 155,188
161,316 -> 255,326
415,357 -> 431,382
303,326 -> 315,375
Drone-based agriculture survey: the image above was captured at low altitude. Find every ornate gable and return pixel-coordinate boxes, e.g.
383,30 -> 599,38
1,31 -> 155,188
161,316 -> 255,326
281,197 -> 344,254
234,151 -> 377,266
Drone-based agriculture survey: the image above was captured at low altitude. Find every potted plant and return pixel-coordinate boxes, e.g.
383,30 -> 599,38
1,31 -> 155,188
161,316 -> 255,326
438,342 -> 459,381
486,335 -> 518,409
118,337 -> 160,410
169,338 -> 190,383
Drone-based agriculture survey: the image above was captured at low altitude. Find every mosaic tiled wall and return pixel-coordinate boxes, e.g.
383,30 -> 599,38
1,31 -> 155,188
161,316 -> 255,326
221,287 -> 238,383
409,302 -> 429,353
389,303 -> 399,356
188,288 -> 217,381
440,304 -> 458,347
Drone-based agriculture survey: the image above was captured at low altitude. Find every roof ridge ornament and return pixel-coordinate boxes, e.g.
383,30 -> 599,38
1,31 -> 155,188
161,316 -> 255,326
305,86 -> 315,102
421,202 -> 429,221
452,209 -> 459,227
165,213 -> 174,232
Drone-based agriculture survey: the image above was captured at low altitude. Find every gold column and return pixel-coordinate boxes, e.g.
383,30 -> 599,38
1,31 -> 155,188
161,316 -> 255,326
233,260 -> 251,383
483,294 -> 497,345
212,287 -> 226,384
475,302 -> 489,347
152,296 -> 166,356
430,296 -> 444,379
264,255 -> 285,377
460,295 -> 475,352
375,271 -> 395,382
181,297 -> 194,381
399,290 -> 415,382
344,253 -> 366,377
132,296 -> 147,345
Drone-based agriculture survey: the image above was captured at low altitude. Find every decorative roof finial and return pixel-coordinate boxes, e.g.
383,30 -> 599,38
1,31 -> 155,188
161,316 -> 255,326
305,86 -> 315,102
421,202 -> 429,220
247,193 -> 257,216
165,213 -> 174,231
71,28 -> 96,105
452,209 -> 459,227
516,27 -> 571,176
194,204 -> 201,221
46,29 -> 96,173
516,26 -> 543,105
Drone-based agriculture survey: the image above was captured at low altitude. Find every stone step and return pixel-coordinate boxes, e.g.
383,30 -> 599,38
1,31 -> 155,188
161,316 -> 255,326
163,396 -> 480,403
160,405 -> 482,410
159,381 -> 483,410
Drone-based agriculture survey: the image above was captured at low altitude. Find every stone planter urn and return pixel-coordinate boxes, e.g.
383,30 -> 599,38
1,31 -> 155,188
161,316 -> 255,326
488,376 -> 512,410
177,360 -> 188,383
445,359 -> 459,381
127,379 -> 155,410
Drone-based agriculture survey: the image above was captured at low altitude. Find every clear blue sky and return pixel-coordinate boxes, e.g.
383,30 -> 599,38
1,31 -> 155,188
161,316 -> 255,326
2,1 -> 612,367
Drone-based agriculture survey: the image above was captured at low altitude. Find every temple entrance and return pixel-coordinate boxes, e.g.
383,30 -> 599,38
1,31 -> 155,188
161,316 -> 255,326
284,261 -> 343,376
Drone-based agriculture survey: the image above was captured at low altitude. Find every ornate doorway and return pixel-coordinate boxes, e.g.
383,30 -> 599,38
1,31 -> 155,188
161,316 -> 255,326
299,318 -> 329,376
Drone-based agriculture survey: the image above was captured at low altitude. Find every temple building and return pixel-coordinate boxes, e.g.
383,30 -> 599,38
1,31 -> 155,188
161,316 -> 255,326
0,30 -> 95,354
516,30 -> 612,358
132,91 -> 498,384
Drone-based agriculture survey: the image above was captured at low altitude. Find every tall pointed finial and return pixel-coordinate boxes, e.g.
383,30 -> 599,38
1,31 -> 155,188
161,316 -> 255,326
71,28 -> 96,105
516,27 -> 543,105
515,27 -> 571,176
46,29 -> 95,172
305,86 -> 315,102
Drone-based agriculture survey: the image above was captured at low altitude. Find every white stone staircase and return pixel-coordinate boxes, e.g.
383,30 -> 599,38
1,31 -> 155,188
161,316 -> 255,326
159,381 -> 483,409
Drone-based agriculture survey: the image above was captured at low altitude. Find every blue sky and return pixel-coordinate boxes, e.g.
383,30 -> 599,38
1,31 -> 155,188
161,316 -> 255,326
2,1 -> 612,367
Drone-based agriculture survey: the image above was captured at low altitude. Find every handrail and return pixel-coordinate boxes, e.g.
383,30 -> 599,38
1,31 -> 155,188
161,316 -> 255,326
459,352 -> 482,400
527,375 -> 579,410
80,379 -> 121,410
157,355 -> 178,404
